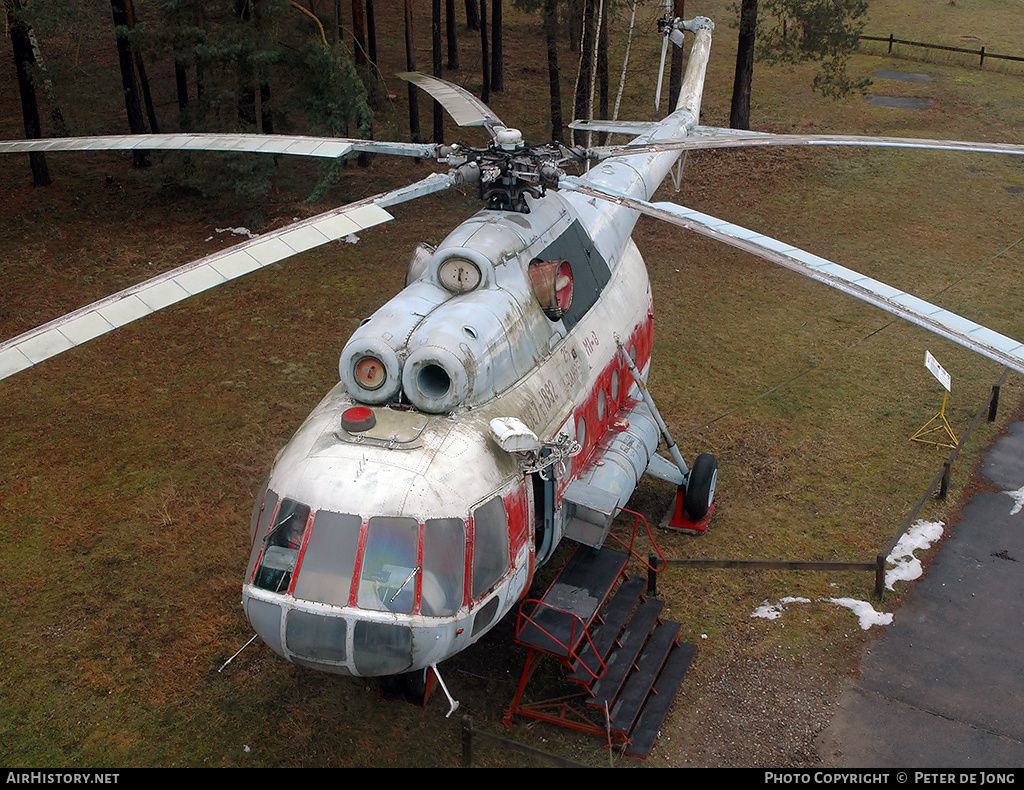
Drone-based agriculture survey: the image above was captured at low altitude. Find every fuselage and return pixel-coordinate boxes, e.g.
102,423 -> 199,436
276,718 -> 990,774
240,22 -> 715,677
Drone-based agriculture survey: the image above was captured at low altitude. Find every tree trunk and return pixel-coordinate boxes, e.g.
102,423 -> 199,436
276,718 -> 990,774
490,0 -> 502,92
404,0 -> 421,143
122,0 -> 159,134
464,0 -> 478,31
669,0 -> 684,111
351,0 -> 366,65
479,0 -> 490,103
110,0 -> 149,167
572,0 -> 595,146
26,25 -> 67,137
729,0 -> 757,129
5,1 -> 50,186
445,0 -> 458,69
432,0 -> 444,142
543,0 -> 562,142
366,0 -> 377,66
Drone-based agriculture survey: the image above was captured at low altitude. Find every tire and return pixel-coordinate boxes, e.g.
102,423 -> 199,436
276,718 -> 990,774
684,453 -> 718,521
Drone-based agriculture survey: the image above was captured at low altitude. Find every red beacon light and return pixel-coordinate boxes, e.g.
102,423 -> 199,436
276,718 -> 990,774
342,406 -> 376,432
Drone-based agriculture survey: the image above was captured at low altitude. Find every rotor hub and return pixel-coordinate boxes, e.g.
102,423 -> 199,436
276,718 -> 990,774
493,126 -> 524,151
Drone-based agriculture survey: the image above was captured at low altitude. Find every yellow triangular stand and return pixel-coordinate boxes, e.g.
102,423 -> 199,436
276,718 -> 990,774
910,391 -> 959,449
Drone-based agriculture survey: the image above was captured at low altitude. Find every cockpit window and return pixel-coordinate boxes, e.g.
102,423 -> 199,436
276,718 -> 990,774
246,486 -> 279,584
253,498 -> 310,593
357,516 -> 420,614
291,511 -> 362,607
471,496 -> 509,600
421,518 -> 466,616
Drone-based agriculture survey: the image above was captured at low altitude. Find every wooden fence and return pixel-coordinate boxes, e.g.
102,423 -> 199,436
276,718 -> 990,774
647,368 -> 1013,601
861,33 -> 1024,70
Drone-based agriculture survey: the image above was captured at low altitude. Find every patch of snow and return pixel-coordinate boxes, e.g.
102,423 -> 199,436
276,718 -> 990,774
1003,484 -> 1024,516
751,597 -> 811,620
828,597 -> 894,630
751,596 -> 892,630
345,233 -> 360,244
216,226 -> 259,239
885,519 -> 945,590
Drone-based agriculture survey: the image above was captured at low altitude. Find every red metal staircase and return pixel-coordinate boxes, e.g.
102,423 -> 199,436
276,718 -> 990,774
502,544 -> 696,759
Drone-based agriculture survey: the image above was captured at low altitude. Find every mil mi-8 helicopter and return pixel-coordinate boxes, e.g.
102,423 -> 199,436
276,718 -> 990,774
2,14 -> 1024,705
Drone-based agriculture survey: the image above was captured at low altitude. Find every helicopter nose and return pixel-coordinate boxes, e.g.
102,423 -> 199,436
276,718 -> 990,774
242,589 -> 434,677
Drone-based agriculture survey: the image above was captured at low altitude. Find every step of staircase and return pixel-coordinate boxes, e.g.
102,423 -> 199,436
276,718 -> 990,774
510,544 -> 697,759
516,544 -> 629,659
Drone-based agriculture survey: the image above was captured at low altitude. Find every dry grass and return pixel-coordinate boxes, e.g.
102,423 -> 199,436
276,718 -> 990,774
0,0 -> 1022,768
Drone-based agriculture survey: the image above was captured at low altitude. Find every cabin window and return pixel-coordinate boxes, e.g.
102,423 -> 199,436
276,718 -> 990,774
291,511 -> 362,607
421,518 -> 466,616
471,496 -> 509,599
252,498 -> 310,594
357,516 -> 420,614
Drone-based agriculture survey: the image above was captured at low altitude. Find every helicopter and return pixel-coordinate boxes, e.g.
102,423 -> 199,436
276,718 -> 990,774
2,14 -> 1024,706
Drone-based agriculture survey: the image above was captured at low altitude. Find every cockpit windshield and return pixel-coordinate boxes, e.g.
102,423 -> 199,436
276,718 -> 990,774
357,516 -> 420,614
248,490 -> 504,618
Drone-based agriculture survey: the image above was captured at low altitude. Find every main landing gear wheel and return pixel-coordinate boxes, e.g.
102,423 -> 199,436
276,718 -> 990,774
684,453 -> 718,521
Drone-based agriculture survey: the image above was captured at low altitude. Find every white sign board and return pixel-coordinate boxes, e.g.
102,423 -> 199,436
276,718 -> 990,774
925,351 -> 951,392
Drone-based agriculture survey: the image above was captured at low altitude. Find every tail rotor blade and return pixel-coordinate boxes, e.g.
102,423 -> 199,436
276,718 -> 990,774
655,33 -> 669,111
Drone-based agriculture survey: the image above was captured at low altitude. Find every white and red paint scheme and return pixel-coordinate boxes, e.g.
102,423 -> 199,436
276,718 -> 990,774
239,21 -> 719,681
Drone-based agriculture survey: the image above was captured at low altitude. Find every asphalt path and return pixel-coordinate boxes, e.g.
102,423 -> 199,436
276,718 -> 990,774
816,422 -> 1024,767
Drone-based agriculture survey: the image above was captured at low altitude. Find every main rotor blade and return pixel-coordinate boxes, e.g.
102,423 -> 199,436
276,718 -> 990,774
0,171 -> 455,382
397,72 -> 505,135
0,133 -> 440,160
588,130 -> 1024,159
559,176 -> 1024,375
